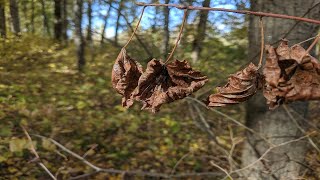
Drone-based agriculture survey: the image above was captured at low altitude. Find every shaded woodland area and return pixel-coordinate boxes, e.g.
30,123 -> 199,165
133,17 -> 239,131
0,0 -> 320,179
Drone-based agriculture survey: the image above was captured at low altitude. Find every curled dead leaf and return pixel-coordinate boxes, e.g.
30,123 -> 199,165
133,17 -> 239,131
132,59 -> 208,113
112,49 -> 143,108
263,40 -> 320,109
206,63 -> 262,107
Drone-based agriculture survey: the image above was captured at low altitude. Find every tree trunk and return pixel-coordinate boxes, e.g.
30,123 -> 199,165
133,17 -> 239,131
163,0 -> 170,59
114,0 -> 124,45
39,0 -> 51,36
31,0 -> 35,34
100,1 -> 112,45
22,0 -> 28,32
54,0 -> 63,40
9,0 -> 20,35
0,0 -> 6,38
86,0 -> 92,41
74,0 -> 85,72
62,0 -> 68,40
242,0 -> 320,179
191,0 -> 210,63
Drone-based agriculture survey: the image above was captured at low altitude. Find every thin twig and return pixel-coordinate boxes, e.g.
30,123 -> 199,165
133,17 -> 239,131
210,161 -> 233,180
135,2 -> 320,25
165,9 -> 188,64
21,126 -> 57,180
305,34 -> 320,55
31,134 -> 223,179
170,151 -> 193,176
294,35 -> 318,46
283,105 -> 320,153
123,6 -> 146,49
186,97 -> 271,145
231,133 -> 312,174
258,17 -> 264,68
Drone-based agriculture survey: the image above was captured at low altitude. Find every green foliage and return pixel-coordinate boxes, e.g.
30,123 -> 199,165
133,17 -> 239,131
0,34 -> 248,179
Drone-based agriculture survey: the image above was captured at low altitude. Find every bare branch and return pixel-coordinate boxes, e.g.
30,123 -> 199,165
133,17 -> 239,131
135,2 -> 320,25
31,134 -> 224,179
210,161 -> 234,180
186,97 -> 271,145
21,126 -> 57,180
283,105 -> 320,153
231,133 -> 313,174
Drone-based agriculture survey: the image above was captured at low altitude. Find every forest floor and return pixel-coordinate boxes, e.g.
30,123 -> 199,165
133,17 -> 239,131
1,36 -> 319,179
0,36 -> 232,179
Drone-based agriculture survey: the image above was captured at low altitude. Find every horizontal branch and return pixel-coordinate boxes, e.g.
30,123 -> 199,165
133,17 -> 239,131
135,2 -> 320,25
32,134 -> 223,179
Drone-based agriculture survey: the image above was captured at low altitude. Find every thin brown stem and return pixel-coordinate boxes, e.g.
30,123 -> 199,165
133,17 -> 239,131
122,6 -> 146,49
294,35 -> 318,46
165,9 -> 188,64
135,2 -> 320,25
21,126 -> 57,180
258,17 -> 264,68
305,34 -> 320,55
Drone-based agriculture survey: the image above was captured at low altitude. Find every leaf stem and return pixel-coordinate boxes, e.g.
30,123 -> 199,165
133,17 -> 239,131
305,34 -> 320,55
165,9 -> 188,64
123,6 -> 146,49
258,17 -> 264,68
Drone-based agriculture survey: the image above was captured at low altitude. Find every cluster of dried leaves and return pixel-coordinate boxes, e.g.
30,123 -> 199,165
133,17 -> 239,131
112,48 -> 208,112
206,39 -> 320,109
112,40 -> 320,112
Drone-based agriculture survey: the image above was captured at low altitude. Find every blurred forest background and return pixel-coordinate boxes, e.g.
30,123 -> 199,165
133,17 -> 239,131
0,0 -> 320,179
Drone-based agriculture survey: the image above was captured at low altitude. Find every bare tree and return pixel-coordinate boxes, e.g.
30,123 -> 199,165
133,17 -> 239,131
163,0 -> 170,58
191,0 -> 210,62
114,0 -> 124,45
62,0 -> 68,40
54,0 -> 63,40
0,0 -> 6,38
242,0 -> 320,179
86,0 -> 93,41
9,0 -> 20,35
74,0 -> 85,71
31,0 -> 35,34
39,0 -> 51,36
100,1 -> 112,45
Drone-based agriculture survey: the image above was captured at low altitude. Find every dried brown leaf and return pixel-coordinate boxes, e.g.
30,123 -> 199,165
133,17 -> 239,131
206,63 -> 261,107
282,56 -> 320,101
263,40 -> 320,109
112,49 -> 143,108
132,59 -> 208,113
264,45 -> 281,87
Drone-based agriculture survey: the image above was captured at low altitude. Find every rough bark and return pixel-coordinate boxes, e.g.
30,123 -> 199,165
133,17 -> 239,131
0,0 -> 6,38
242,0 -> 320,179
9,0 -> 20,35
54,0 -> 63,40
86,0 -> 92,41
163,0 -> 170,59
39,0 -> 51,36
114,0 -> 124,45
74,0 -> 85,71
191,0 -> 210,63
